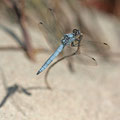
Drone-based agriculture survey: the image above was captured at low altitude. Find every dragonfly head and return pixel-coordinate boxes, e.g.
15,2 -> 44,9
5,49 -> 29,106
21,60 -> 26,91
72,29 -> 80,36
61,29 -> 81,45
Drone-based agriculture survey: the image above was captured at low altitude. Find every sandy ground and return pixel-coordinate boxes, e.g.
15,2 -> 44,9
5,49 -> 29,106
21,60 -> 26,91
0,12 -> 120,120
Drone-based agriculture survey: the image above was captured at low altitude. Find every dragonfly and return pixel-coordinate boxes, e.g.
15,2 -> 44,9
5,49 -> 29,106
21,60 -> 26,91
37,29 -> 82,75
36,8 -> 109,75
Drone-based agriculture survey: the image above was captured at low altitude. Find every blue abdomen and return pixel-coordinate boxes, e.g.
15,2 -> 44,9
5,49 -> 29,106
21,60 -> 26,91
37,44 -> 64,74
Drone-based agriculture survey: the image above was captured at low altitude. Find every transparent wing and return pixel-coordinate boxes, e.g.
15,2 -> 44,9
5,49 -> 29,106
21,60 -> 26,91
75,53 -> 97,66
38,8 -> 63,50
68,36 -> 109,66
64,46 -> 97,66
46,8 -> 64,39
80,36 -> 110,54
38,22 -> 58,49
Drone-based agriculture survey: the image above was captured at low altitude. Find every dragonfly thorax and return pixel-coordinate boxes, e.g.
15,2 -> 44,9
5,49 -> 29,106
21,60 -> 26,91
61,29 -> 81,46
61,33 -> 75,46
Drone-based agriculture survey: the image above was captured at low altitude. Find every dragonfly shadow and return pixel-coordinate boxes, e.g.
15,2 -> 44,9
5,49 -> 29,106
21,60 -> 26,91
0,67 -> 48,116
0,84 -> 32,108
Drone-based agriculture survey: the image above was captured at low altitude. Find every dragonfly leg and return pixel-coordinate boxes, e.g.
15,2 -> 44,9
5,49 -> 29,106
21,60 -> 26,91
71,33 -> 83,47
71,41 -> 80,47
71,33 -> 83,55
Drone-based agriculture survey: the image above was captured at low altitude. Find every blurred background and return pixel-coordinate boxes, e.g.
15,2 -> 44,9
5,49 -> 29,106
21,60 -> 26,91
0,0 -> 120,119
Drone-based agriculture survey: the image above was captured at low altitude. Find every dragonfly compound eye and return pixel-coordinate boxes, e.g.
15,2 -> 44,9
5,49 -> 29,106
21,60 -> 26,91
73,29 -> 80,36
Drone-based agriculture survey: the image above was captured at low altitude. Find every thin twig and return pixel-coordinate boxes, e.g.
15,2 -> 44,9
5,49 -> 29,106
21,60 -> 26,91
45,34 -> 83,89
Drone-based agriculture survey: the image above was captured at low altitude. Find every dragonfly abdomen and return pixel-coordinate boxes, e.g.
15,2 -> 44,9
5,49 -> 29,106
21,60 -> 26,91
37,44 -> 64,75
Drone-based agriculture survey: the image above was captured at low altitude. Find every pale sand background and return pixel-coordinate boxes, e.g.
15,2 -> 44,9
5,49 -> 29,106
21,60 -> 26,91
0,11 -> 120,120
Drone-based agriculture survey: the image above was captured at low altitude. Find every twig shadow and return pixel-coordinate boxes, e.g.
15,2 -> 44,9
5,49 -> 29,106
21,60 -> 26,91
0,24 -> 25,49
0,24 -> 52,58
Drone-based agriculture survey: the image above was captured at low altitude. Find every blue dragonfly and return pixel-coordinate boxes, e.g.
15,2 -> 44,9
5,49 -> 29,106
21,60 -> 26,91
37,29 -> 82,75
36,8 -> 109,75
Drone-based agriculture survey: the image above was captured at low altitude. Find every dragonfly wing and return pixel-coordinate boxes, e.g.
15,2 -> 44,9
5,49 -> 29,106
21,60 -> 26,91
62,45 -> 97,66
75,53 -> 97,66
38,8 -> 63,50
80,36 -> 110,54
38,22 -> 59,49
46,8 -> 64,40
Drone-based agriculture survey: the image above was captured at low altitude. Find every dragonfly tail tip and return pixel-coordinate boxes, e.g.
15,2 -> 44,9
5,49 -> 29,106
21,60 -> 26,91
36,71 -> 40,75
